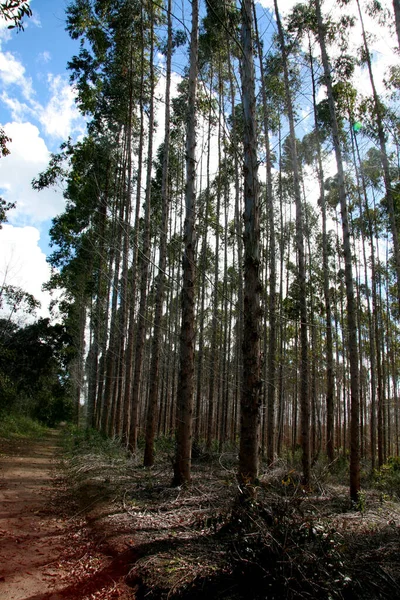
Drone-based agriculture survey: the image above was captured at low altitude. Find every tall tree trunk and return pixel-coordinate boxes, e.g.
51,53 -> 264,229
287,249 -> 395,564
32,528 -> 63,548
254,4 -> 276,467
353,133 -> 378,470
229,50 -> 243,450
194,138 -> 210,443
238,0 -> 262,490
206,70 -> 221,452
173,0 -> 198,486
274,0 -> 310,485
87,175 -> 109,429
111,137 -> 131,438
128,8 -> 155,453
144,0 -> 172,467
277,122 -> 286,456
74,298 -> 86,426
316,0 -> 360,503
101,161 -> 125,435
219,173 -> 230,452
122,66 -> 145,444
114,67 -> 135,437
308,38 -> 335,464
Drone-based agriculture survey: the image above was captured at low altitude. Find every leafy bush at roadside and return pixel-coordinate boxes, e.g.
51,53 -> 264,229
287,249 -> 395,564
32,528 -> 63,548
0,412 -> 48,440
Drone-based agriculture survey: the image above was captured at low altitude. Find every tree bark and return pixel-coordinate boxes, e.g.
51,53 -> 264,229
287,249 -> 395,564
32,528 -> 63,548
238,0 -> 262,490
274,0 -> 310,486
144,0 -> 172,467
254,4 -> 276,467
128,8 -> 155,453
393,0 -> 400,48
173,0 -> 198,486
316,0 -> 360,503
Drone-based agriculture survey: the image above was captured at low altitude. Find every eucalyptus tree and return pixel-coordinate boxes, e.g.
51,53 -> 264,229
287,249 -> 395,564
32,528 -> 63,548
128,1 -> 157,452
33,133 -> 120,426
122,54 -> 146,442
0,0 -> 31,31
286,1 -> 337,463
65,0 -> 161,438
354,0 -> 400,316
314,0 -> 360,502
351,137 -> 380,469
258,49 -> 290,458
361,147 -> 396,465
172,0 -> 199,486
195,0 -> 237,452
237,0 -> 262,490
143,0 -> 173,467
253,5 -> 277,467
273,0 -> 310,486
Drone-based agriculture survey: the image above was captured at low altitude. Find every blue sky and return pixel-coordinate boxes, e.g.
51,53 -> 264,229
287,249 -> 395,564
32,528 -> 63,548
0,0 -> 86,318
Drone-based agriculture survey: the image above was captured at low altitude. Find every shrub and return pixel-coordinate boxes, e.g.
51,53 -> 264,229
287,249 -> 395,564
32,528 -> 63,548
374,456 -> 400,498
0,412 -> 48,439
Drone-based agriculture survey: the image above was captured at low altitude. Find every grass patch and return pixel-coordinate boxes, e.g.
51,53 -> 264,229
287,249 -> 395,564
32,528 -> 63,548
0,412 -> 49,440
62,424 -> 128,459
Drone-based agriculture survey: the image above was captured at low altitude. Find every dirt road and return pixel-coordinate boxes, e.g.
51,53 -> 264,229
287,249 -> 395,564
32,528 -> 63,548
0,431 -> 135,600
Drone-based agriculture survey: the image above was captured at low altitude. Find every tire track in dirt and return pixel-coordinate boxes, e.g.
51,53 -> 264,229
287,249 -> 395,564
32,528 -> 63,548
0,431 -> 135,600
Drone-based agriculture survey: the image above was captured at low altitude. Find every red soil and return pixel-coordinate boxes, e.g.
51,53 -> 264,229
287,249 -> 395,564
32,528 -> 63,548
0,431 -> 135,600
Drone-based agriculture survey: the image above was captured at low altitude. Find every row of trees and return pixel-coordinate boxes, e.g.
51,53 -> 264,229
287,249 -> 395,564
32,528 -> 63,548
34,0 -> 400,501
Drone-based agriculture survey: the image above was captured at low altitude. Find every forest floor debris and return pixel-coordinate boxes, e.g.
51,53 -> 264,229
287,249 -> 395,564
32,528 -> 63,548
61,428 -> 400,599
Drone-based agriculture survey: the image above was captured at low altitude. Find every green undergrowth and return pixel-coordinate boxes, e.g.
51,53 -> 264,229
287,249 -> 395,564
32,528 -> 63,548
0,411 -> 49,440
62,424 -> 129,459
373,456 -> 400,500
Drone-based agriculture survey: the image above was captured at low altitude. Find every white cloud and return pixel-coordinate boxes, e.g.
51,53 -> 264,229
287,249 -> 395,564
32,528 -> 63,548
0,51 -> 84,141
30,12 -> 41,29
0,223 -> 55,319
1,90 -> 37,121
0,121 -> 65,223
0,25 -> 12,44
37,50 -> 51,64
39,74 -> 83,139
0,50 -> 34,99
153,71 -> 182,154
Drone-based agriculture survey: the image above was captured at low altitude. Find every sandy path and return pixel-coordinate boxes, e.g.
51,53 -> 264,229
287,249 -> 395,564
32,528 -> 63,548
0,431 -> 135,600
